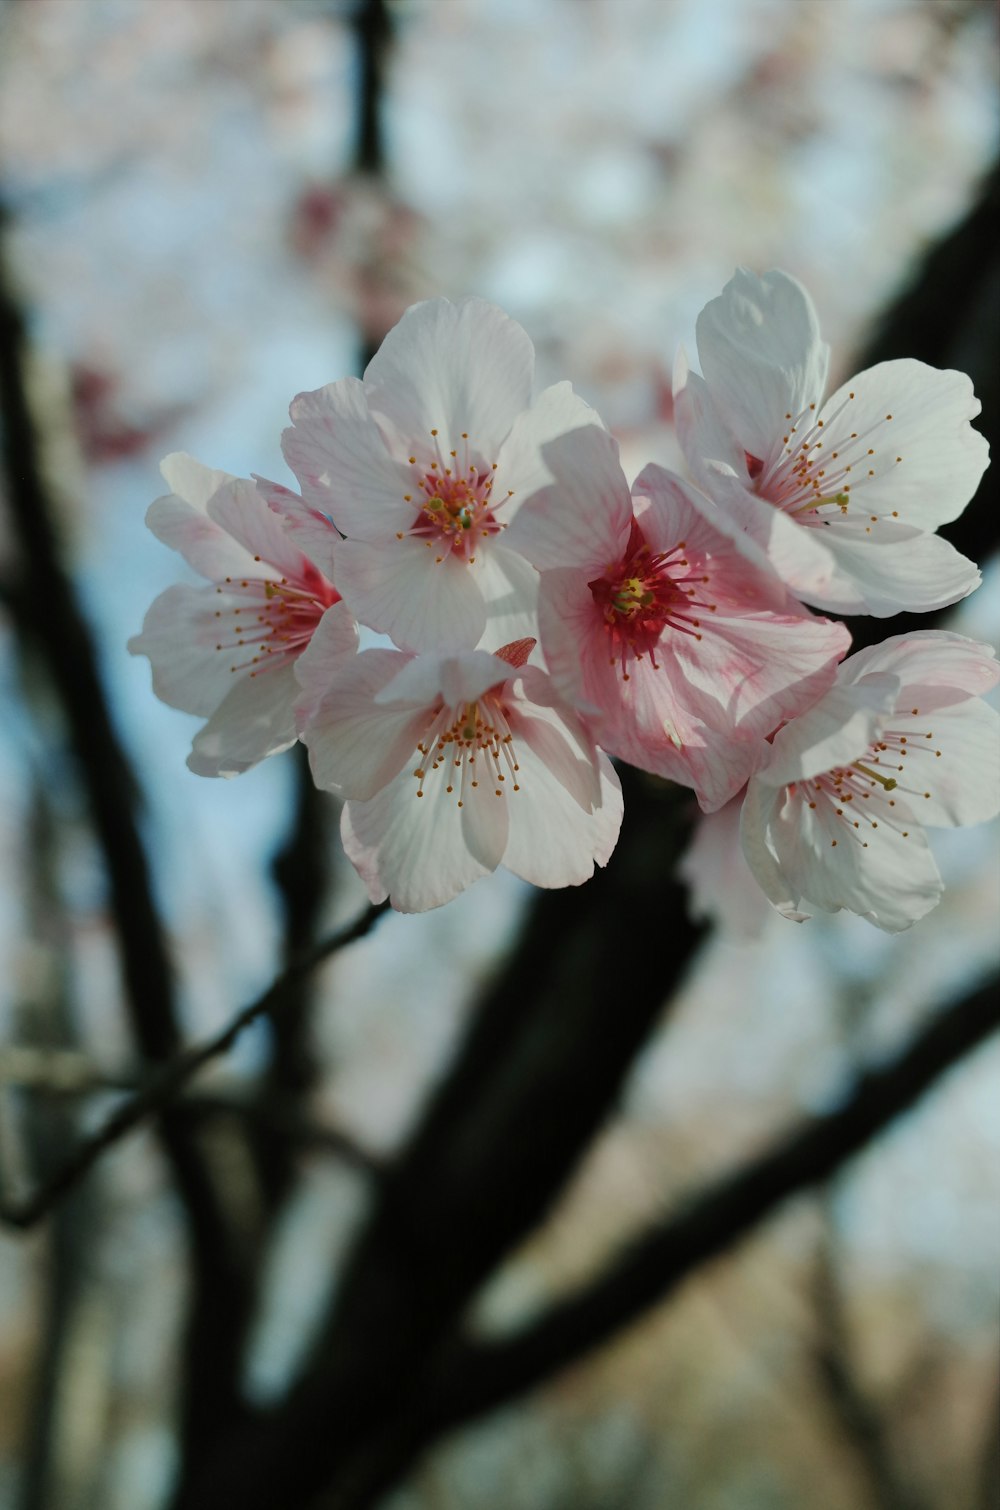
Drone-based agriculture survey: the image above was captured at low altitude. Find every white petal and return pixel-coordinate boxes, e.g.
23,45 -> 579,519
678,795 -> 774,938
810,520 -> 980,616
159,452 -> 233,511
187,664 -> 301,778
495,381 -> 606,521
817,361 -> 989,529
887,700 -> 1000,829
471,545 -> 540,652
299,648 -> 430,801
502,750 -> 623,889
207,478 -> 314,581
341,771 -> 494,913
841,631 -> 1000,709
256,475 -> 340,579
289,602 -> 359,722
756,782 -> 943,933
145,494 -> 256,582
334,536 -> 487,652
740,779 -> 813,921
672,365 -> 747,484
759,676 -> 900,787
696,268 -> 830,462
503,424 -> 632,571
363,297 -> 534,459
282,376 -> 415,540
694,466 -> 837,603
376,648 -> 504,708
129,583 -> 247,716
461,780 -> 510,871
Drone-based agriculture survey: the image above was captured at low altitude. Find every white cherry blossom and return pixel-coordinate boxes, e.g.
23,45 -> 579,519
675,269 -> 987,616
740,632 -> 1000,931
296,635 -> 623,912
129,453 -> 356,776
278,296 -> 602,653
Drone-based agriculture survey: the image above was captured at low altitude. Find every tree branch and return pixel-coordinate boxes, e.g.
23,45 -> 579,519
0,902 -> 388,1230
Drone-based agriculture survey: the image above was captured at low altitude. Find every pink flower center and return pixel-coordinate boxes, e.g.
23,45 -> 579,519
214,562 -> 340,677
752,393 -> 903,531
588,519 -> 716,681
410,688 -> 522,804
399,430 -> 510,564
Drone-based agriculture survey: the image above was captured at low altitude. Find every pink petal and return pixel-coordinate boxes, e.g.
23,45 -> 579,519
256,475 -> 340,579
299,648 -> 430,801
495,380 -> 606,522
758,677 -> 900,787
814,525 -> 980,616
503,424 -> 633,571
842,631 -> 1000,709
290,602 -> 359,723
145,494 -> 254,583
160,452 -> 232,511
207,477 -> 316,582
128,583 -> 251,716
502,749 -> 623,889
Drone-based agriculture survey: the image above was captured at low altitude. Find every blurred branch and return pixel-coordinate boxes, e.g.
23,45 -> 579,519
0,202 -> 263,1457
0,901 -> 388,1230
352,0 -> 391,177
811,1206 -> 930,1510
312,972 -> 1000,1510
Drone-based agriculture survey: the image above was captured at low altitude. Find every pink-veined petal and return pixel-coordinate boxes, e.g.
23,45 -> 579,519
282,376 -> 415,540
298,648 -> 430,801
256,475 -> 340,579
334,535 -> 487,652
290,602 -> 360,722
128,583 -> 250,716
696,268 -> 830,462
494,380 -> 606,521
144,493 -> 255,583
207,477 -> 315,581
503,424 -> 633,572
363,296 -> 534,459
187,663 -> 301,778
678,792 -> 775,938
693,466 -> 837,603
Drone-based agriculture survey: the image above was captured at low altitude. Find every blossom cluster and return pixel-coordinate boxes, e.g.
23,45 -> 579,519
130,272 -> 997,927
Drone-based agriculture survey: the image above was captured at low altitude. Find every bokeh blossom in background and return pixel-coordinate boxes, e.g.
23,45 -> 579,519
0,3 -> 998,1510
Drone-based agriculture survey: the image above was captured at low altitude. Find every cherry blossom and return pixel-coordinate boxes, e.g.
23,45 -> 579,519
674,268 -> 987,615
295,635 -> 623,912
278,296 -> 602,653
129,453 -> 356,777
740,632 -> 1000,932
503,425 -> 851,812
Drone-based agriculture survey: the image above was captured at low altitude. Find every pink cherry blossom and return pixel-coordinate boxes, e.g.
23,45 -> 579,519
129,452 -> 356,776
278,296 -> 602,654
740,632 -> 1000,932
295,636 -> 623,913
677,788 -> 772,940
503,425 -> 851,812
674,268 -> 987,616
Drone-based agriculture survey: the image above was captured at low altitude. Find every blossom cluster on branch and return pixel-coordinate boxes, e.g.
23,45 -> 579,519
130,271 -> 998,925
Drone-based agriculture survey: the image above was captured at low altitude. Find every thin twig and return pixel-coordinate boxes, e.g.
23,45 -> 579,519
0,902 -> 389,1229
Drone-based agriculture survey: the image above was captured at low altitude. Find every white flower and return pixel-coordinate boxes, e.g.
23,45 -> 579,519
279,296 -> 602,653
740,632 -> 1000,932
129,453 -> 356,776
675,268 -> 987,616
295,634 -> 623,913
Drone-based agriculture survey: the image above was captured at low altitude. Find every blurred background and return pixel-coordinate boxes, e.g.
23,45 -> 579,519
0,2 -> 997,1508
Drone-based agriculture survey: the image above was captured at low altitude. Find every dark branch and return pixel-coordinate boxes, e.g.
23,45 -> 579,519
0,902 -> 388,1230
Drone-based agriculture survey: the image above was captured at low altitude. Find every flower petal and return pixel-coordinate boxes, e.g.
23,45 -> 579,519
298,648 -> 430,801
282,376 -> 415,540
758,676 -> 900,787
334,535 -> 487,652
128,583 -> 249,716
207,477 -> 315,581
808,525 -> 981,616
256,475 -> 340,579
289,602 -> 359,723
817,360 -> 989,529
187,664 -> 301,778
504,424 -> 633,571
495,380 -> 606,521
696,268 -> 830,463
841,631 -> 1000,709
502,749 -> 623,889
363,296 -> 534,459
144,493 -> 255,583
